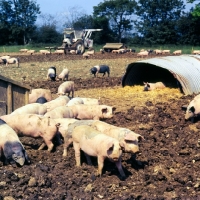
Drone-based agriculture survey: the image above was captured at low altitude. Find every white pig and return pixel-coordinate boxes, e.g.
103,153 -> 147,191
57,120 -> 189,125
66,97 -> 84,106
58,68 -> 69,81
79,97 -> 100,105
72,125 -> 125,178
57,81 -> 74,98
143,82 -> 166,91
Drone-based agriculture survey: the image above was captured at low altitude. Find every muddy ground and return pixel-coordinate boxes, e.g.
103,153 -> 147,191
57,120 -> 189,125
0,52 -> 200,199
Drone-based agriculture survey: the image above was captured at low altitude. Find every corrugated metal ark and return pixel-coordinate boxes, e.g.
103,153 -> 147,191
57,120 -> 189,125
122,55 -> 200,95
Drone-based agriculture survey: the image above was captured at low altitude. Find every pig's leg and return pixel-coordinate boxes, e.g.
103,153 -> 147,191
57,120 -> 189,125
38,142 -> 46,150
71,89 -> 74,98
84,153 -> 92,165
42,138 -> 54,152
73,142 -> 81,166
97,156 -> 105,176
63,138 -> 73,157
115,158 -> 126,178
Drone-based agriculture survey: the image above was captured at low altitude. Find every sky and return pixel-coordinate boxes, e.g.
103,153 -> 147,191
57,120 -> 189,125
37,0 -> 103,15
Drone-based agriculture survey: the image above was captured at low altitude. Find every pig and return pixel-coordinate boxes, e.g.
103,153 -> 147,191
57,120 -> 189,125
66,97 -> 84,106
10,103 -> 48,115
0,58 -> 7,65
5,57 -> 19,67
90,65 -> 110,77
57,81 -> 74,98
47,66 -> 57,81
68,104 -> 116,120
44,106 -> 75,119
72,125 -> 125,178
184,95 -> 200,122
91,120 -> 143,153
44,96 -> 70,112
36,97 -> 48,104
79,97 -> 100,105
0,114 -> 60,152
58,68 -> 69,81
0,119 -> 31,166
29,88 -> 52,103
143,82 -> 166,91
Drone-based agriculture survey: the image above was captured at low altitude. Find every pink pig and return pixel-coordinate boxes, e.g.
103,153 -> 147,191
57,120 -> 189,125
143,82 -> 166,91
72,125 -> 125,178
29,88 -> 52,103
91,120 -> 143,153
10,103 -> 48,115
44,96 -> 70,112
68,104 -> 116,120
44,106 -> 75,119
0,114 -> 60,151
58,68 -> 69,81
57,81 -> 74,97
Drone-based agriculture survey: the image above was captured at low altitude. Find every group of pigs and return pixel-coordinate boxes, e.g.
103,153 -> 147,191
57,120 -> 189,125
0,86 -> 143,178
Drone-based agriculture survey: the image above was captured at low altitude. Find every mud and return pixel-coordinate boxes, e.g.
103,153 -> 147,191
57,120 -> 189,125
0,52 -> 200,199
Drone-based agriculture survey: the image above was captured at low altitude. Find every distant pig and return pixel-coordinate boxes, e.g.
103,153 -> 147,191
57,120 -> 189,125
91,120 -> 143,153
0,114 -> 60,152
44,96 -> 70,112
57,81 -> 74,97
68,104 -> 116,120
10,103 -> 48,115
29,88 -> 52,103
47,66 -> 57,81
143,82 -> 166,91
58,68 -> 69,81
90,65 -> 110,77
72,125 -> 125,178
0,119 -> 31,166
44,106 -> 74,119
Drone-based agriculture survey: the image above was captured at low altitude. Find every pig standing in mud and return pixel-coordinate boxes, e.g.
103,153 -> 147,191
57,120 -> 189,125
184,94 -> 200,122
57,81 -> 74,98
90,65 -> 110,77
29,88 -> 52,103
0,114 -> 60,152
0,119 -> 31,166
72,125 -> 125,178
68,104 -> 116,120
58,68 -> 69,81
143,82 -> 166,91
47,66 -> 57,81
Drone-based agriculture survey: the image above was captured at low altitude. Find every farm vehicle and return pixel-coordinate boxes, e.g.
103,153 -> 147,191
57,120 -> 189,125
46,28 -> 102,54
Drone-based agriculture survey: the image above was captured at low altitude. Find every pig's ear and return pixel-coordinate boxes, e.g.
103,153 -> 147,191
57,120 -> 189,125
138,135 -> 144,142
143,82 -> 146,85
102,107 -> 108,114
119,141 -> 125,149
107,142 -> 114,151
189,106 -> 195,113
181,105 -> 188,111
112,107 -> 116,112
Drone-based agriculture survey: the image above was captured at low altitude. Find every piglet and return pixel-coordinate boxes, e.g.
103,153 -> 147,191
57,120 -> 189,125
57,81 -> 74,98
47,66 -> 56,81
0,119 -> 30,166
72,125 -> 125,178
143,82 -> 166,91
58,68 -> 69,81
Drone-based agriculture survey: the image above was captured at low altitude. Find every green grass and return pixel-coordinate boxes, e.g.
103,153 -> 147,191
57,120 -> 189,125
1,44 -> 200,54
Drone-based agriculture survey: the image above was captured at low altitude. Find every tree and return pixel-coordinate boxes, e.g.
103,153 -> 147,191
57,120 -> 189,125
0,0 -> 40,45
187,0 -> 200,16
93,0 -> 137,42
135,0 -> 185,45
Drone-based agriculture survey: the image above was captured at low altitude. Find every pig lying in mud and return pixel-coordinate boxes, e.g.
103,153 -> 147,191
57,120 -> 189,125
0,114 -> 60,152
143,82 -> 166,91
184,94 -> 200,122
0,119 -> 31,166
72,125 -> 125,178
57,81 -> 74,98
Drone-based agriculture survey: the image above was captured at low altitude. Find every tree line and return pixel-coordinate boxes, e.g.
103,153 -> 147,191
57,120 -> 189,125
0,0 -> 200,46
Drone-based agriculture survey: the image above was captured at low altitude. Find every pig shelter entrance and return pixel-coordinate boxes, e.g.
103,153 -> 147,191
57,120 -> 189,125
122,63 -> 180,90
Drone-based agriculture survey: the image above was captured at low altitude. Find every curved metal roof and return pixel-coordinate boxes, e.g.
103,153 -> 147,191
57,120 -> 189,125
122,55 -> 200,95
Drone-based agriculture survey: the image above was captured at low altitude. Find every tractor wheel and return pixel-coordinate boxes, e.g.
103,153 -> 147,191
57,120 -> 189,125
75,41 -> 85,54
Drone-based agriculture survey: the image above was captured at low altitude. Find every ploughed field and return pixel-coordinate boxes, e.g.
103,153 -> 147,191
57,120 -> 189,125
0,52 -> 200,199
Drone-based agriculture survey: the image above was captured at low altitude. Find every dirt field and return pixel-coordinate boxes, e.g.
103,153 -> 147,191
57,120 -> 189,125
0,52 -> 200,199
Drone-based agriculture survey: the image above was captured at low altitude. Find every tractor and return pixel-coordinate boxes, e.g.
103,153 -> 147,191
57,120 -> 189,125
56,28 -> 102,54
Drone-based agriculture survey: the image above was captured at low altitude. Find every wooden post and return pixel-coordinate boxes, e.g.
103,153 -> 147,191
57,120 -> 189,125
25,90 -> 29,104
7,83 -> 12,114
